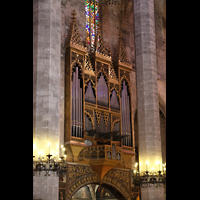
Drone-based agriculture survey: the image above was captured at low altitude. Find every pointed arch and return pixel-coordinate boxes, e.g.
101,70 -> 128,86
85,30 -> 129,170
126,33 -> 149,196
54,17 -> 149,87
85,111 -> 94,131
97,72 -> 109,107
102,168 -> 132,200
110,89 -> 120,110
120,76 -> 130,96
97,70 -> 108,81
65,163 -> 132,200
65,163 -> 99,200
71,58 -> 83,73
112,120 -> 120,133
85,80 -> 96,104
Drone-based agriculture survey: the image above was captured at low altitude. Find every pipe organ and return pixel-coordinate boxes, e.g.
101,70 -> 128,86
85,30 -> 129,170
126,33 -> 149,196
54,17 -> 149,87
65,12 -> 134,153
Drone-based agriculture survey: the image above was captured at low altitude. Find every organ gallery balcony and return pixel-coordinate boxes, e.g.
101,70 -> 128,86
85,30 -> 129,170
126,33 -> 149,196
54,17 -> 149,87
77,144 -> 124,180
78,144 -> 123,165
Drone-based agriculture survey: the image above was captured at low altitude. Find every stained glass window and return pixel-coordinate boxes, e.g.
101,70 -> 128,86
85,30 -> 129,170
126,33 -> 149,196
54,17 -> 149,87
85,0 -> 99,51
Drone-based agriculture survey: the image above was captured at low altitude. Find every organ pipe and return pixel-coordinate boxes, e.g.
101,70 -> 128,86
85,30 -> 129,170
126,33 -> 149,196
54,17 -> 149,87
71,73 -> 73,135
122,86 -> 125,144
124,85 -> 127,145
121,81 -> 131,146
80,88 -> 82,138
78,78 -> 80,137
71,66 -> 83,138
85,81 -> 95,104
73,72 -> 75,136
126,88 -> 129,145
75,68 -> 77,137
127,97 -> 131,146
110,90 -> 120,110
97,73 -> 108,107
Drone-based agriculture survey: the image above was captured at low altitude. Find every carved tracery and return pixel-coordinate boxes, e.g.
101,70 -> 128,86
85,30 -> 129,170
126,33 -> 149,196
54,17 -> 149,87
66,163 -> 99,200
103,168 -> 131,200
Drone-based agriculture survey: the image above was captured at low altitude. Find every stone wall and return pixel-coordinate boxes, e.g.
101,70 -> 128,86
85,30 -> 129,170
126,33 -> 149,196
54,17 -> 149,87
100,2 -> 135,68
154,0 -> 166,82
33,172 -> 59,200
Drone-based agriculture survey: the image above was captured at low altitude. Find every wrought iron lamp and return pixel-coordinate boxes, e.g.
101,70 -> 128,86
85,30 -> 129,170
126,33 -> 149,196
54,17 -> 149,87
33,154 -> 67,177
132,165 -> 166,188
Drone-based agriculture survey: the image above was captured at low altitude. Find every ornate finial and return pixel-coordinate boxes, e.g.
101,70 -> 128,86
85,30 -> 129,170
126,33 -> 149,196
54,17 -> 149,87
85,53 -> 95,74
66,9 -> 85,48
72,9 -> 77,19
104,112 -> 110,127
109,63 -> 118,80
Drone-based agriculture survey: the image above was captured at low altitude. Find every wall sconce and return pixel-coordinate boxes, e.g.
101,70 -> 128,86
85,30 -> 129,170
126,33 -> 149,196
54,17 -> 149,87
33,154 -> 67,177
132,164 -> 166,188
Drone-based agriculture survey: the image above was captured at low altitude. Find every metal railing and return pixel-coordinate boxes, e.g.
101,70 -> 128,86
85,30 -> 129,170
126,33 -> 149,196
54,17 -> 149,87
78,145 -> 122,161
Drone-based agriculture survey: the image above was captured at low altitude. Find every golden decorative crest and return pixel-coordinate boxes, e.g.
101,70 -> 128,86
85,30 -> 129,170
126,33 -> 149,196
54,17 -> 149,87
111,119 -> 120,131
66,10 -> 85,49
85,53 -> 95,75
66,163 -> 99,200
95,111 -> 102,125
103,112 -> 110,127
85,110 -> 95,129
103,168 -> 131,199
109,63 -> 118,83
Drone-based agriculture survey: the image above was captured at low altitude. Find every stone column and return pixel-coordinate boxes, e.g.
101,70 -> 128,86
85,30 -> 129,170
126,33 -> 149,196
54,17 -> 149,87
134,0 -> 165,199
33,0 -> 61,199
88,184 -> 96,200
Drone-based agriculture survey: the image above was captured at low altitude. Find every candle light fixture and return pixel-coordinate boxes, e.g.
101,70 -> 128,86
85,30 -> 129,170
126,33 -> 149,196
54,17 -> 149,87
33,154 -> 67,177
132,163 -> 166,188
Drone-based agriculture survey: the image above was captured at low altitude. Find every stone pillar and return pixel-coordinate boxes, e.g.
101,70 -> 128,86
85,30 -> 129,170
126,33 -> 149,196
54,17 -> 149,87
33,0 -> 61,199
134,0 -> 165,199
33,171 -> 59,200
